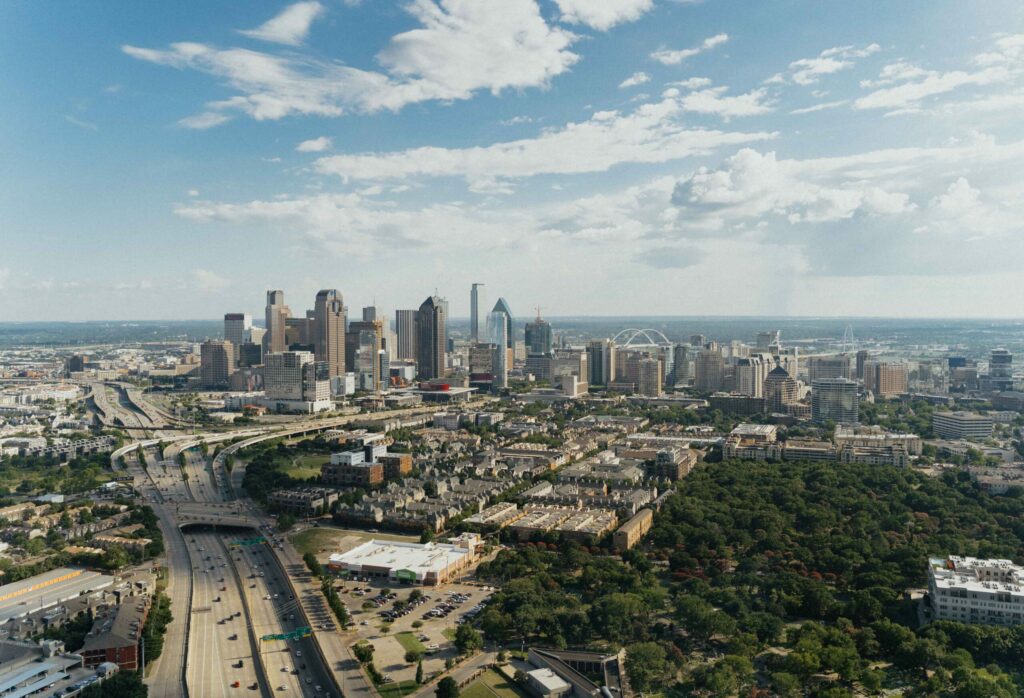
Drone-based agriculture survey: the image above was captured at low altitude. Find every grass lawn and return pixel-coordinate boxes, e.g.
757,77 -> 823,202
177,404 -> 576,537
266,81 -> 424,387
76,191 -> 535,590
377,679 -> 419,698
442,627 -> 457,641
394,632 -> 426,654
289,528 -> 348,557
461,669 -> 529,698
283,453 -> 332,480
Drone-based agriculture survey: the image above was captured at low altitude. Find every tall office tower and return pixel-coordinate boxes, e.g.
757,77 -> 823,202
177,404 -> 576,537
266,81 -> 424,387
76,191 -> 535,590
200,339 -> 234,388
636,357 -> 663,397
490,310 -> 509,388
395,309 -> 417,362
469,343 -> 497,374
864,361 -> 909,397
694,346 -> 724,392
489,298 -> 514,349
313,289 -> 346,378
756,330 -> 780,352
354,329 -> 380,391
347,319 -> 382,373
855,349 -> 870,380
524,312 -> 553,356
808,355 -> 852,383
671,344 -> 689,386
223,313 -> 251,366
362,306 -> 377,322
764,364 -> 799,413
811,377 -> 859,425
587,339 -> 616,386
470,283 -> 484,343
416,295 -> 446,380
438,297 -> 450,347
689,334 -> 706,348
264,290 -> 290,354
736,353 -> 772,397
989,349 -> 1014,391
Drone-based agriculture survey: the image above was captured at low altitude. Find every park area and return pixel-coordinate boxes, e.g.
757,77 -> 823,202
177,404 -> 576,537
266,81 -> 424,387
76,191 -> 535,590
461,669 -> 529,698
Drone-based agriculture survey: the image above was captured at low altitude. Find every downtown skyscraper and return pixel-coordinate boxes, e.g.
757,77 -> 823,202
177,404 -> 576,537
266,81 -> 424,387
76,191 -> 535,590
264,290 -> 289,354
416,295 -> 446,380
313,289 -> 346,378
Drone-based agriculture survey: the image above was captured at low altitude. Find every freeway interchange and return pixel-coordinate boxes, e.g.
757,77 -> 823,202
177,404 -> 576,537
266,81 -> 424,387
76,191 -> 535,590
111,398 -> 478,698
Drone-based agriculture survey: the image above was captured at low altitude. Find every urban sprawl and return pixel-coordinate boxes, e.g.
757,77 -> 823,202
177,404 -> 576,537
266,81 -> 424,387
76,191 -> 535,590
1,289 -> 1024,698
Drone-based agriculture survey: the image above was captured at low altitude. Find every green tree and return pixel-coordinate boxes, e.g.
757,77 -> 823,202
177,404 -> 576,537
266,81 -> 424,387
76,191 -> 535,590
625,642 -> 673,692
416,659 -> 424,684
436,677 -> 459,698
454,623 -> 483,654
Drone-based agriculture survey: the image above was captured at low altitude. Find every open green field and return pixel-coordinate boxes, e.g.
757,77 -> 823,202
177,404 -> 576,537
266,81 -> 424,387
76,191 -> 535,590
377,679 -> 419,698
394,632 -> 426,655
288,526 -> 417,557
461,669 -> 529,698
282,453 -> 331,480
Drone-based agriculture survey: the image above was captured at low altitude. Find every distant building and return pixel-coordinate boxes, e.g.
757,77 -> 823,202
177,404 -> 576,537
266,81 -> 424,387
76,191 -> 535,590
932,411 -> 994,440
808,355 -> 852,383
764,364 -> 798,413
811,377 -> 859,425
613,508 -> 653,552
223,313 -> 251,367
525,314 -> 554,356
864,361 -> 909,397
929,556 -> 1024,626
470,283 -> 484,343
694,346 -> 724,392
313,289 -> 346,379
264,290 -> 290,354
200,340 -> 234,388
586,339 -> 616,387
263,351 -> 331,413
416,295 -> 446,380
395,309 -> 417,362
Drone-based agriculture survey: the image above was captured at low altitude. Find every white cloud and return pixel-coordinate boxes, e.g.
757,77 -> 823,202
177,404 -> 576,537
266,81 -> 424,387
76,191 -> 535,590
774,43 -> 880,86
125,0 -> 578,125
554,0 -> 653,31
678,86 -> 774,118
177,111 -> 234,129
64,115 -> 98,131
932,176 -> 980,215
855,64 -> 1010,111
789,99 -> 848,114
192,269 -> 231,292
499,115 -> 535,126
239,1 -> 324,46
855,35 -> 1024,111
312,94 -> 775,186
296,136 -> 333,152
618,71 -> 650,89
669,76 -> 712,89
187,189 -> 200,197
650,33 -> 728,65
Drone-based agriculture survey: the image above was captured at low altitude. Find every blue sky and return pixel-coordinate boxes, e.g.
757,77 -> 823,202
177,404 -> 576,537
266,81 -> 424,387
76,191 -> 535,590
3,0 -> 1024,322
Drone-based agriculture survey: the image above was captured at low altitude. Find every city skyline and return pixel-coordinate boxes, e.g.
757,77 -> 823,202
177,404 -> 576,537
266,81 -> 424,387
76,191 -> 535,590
4,1 -> 1024,321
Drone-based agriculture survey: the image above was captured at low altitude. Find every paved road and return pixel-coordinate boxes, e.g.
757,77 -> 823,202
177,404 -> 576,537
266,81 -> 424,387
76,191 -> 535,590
406,651 -> 497,698
134,446 -> 192,698
185,529 -> 261,697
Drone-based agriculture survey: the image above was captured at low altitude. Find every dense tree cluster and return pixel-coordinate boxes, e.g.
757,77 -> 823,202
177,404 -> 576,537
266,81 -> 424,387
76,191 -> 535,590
476,460 -> 1024,696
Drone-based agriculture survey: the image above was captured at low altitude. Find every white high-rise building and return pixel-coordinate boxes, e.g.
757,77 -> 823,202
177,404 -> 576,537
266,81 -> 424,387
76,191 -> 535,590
263,351 -> 331,413
929,556 -> 1024,626
470,283 -> 485,344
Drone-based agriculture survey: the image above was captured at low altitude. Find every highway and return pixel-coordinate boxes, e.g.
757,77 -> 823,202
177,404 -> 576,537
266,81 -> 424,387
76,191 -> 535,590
184,529 -> 262,697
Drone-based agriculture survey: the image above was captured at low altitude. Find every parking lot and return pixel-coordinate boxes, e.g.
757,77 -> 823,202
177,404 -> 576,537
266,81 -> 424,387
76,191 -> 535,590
341,579 -> 495,686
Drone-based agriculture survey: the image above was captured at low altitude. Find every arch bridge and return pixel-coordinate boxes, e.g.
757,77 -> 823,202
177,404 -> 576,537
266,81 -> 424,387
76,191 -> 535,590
610,328 -> 672,347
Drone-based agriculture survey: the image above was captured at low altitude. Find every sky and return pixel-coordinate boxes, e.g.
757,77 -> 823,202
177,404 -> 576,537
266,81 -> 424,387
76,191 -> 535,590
3,0 -> 1024,322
